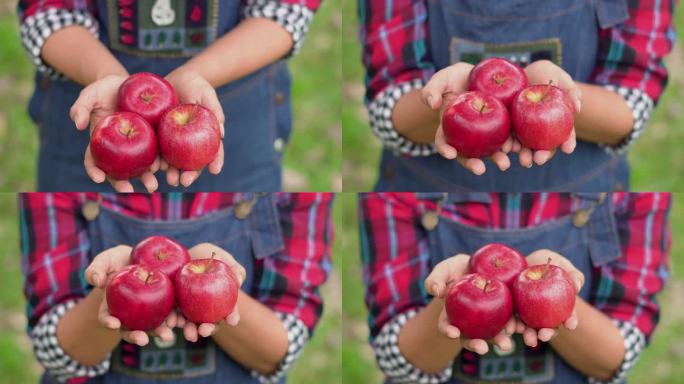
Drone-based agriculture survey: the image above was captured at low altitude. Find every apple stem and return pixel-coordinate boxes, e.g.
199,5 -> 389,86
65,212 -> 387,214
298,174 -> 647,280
483,280 -> 491,292
479,103 -> 486,114
211,251 -> 216,260
543,257 -> 552,278
145,272 -> 152,284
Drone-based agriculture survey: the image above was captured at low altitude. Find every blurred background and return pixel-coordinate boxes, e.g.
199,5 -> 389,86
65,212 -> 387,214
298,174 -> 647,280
0,192 -> 342,382
342,2 -> 684,191
0,0 -> 341,192
341,192 -> 684,383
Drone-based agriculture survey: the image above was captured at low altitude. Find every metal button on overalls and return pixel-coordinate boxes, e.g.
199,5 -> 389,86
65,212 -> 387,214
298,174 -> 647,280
421,211 -> 439,231
82,201 -> 100,221
235,200 -> 254,219
572,210 -> 591,228
274,92 -> 286,105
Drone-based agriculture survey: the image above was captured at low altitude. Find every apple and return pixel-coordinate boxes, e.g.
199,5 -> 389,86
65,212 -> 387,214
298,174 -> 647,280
117,72 -> 178,128
512,259 -> 576,329
469,243 -> 527,288
158,104 -> 221,171
106,265 -> 175,331
510,83 -> 575,150
175,254 -> 239,324
90,112 -> 158,180
130,236 -> 191,280
468,58 -> 528,107
442,91 -> 510,158
445,273 -> 513,339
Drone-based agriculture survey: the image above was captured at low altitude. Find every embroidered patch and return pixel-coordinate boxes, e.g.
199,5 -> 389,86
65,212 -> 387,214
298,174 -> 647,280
450,37 -> 562,67
452,335 -> 555,383
111,329 -> 216,379
107,0 -> 218,57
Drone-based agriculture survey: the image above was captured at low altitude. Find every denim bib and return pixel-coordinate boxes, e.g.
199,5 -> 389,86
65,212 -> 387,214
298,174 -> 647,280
28,1 -> 292,192
375,0 -> 631,192
41,193 -> 286,383
419,192 -> 621,383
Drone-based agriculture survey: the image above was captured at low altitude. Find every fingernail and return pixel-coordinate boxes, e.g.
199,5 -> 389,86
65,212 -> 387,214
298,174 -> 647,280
431,283 -> 440,296
427,95 -> 433,108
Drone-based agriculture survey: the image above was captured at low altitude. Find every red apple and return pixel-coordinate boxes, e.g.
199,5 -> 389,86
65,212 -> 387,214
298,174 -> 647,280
158,104 -> 221,171
175,255 -> 239,324
512,259 -> 576,329
468,243 -> 527,288
510,83 -> 575,150
117,72 -> 178,128
468,58 -> 528,107
90,112 -> 158,180
130,236 -> 190,280
442,91 -> 510,158
445,273 -> 513,339
106,265 -> 175,331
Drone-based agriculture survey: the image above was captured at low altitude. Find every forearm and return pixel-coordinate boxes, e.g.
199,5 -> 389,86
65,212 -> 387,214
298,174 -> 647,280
56,289 -> 121,366
398,299 -> 461,374
392,90 -> 440,144
574,83 -> 634,145
550,298 -> 624,381
175,18 -> 292,88
211,291 -> 289,374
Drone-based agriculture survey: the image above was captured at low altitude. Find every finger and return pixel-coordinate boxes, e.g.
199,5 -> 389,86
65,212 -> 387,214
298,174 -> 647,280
85,245 -> 133,287
154,325 -> 175,343
504,317 -> 516,336
522,327 -> 538,347
180,170 -> 201,188
464,339 -> 489,355
492,334 -> 512,352
84,147 -> 107,183
111,179 -> 135,193
463,158 -> 486,176
519,147 -> 533,168
175,312 -> 187,328
490,151 -> 511,172
424,255 -> 470,298
512,138 -> 522,153
570,270 -> 585,292
140,171 -> 159,193
201,89 -> 225,126
560,129 -> 577,154
165,310 -> 177,329
159,158 -> 169,172
421,63 -> 472,109
70,88 -> 97,130
515,318 -> 526,334
198,323 -> 217,338
537,328 -> 556,342
98,301 -> 121,329
501,136 -> 513,153
226,307 -> 240,326
533,150 -> 554,166
564,309 -> 579,330
150,156 -> 161,173
184,321 -> 199,343
208,141 -> 224,175
438,310 -> 461,339
166,166 -> 180,187
123,331 -> 149,346
435,126 -> 458,160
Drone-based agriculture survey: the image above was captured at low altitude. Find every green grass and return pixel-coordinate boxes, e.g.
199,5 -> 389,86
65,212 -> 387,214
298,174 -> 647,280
0,0 -> 341,191
341,4 -> 684,191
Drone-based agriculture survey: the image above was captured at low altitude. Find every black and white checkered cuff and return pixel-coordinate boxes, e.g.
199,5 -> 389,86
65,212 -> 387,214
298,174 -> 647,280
587,320 -> 646,384
251,312 -> 310,383
600,85 -> 654,155
20,8 -> 99,80
243,0 -> 314,57
368,80 -> 437,157
372,309 -> 452,383
31,299 -> 110,383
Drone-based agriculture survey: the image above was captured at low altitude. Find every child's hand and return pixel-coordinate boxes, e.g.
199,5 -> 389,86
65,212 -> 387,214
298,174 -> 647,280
518,60 -> 581,167
176,243 -> 246,342
516,249 -> 584,347
424,254 -> 515,355
84,245 -> 177,346
70,74 -> 160,193
422,63 -> 514,175
163,69 -> 225,188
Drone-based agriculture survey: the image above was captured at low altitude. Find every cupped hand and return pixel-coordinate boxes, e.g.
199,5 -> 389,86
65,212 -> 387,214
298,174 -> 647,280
70,74 -> 160,192
517,60 -> 580,167
424,254 -> 515,355
516,249 -> 584,347
176,243 -> 246,342
85,245 -> 176,346
163,69 -> 225,188
422,63 -> 514,175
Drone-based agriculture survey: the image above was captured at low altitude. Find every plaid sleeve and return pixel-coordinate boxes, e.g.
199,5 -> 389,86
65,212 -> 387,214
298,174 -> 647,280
590,0 -> 674,151
250,193 -> 334,382
17,0 -> 99,79
359,0 -> 437,156
242,0 -> 321,57
591,192 -> 671,340
358,193 -> 431,340
19,193 -> 92,332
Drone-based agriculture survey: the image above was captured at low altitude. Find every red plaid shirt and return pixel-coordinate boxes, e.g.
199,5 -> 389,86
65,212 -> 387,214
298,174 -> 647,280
20,193 -> 334,333
359,193 -> 671,341
360,0 -> 674,102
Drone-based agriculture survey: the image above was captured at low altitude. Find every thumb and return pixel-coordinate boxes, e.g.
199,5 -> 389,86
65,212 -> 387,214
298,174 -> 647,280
85,245 -> 133,288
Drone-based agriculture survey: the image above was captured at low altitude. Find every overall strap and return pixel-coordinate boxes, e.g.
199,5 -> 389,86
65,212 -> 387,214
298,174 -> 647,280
571,193 -> 622,266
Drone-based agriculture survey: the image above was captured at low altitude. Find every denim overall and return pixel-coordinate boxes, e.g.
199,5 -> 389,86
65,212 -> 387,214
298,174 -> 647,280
29,1 -> 292,192
40,193 -> 286,384
421,193 -> 622,383
375,0 -> 631,192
